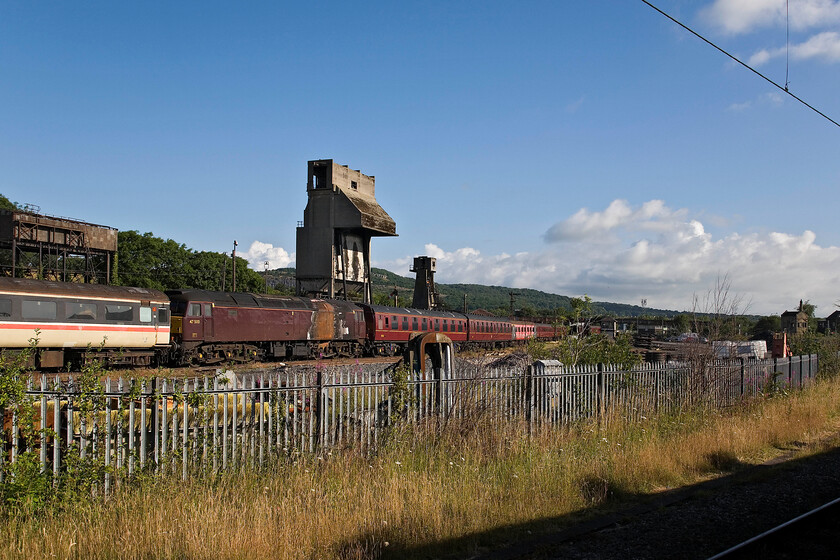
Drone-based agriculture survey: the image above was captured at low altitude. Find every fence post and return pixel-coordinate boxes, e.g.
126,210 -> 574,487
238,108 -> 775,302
597,363 -> 605,424
315,367 -> 324,451
739,357 -> 745,399
788,356 -> 793,388
525,365 -> 533,435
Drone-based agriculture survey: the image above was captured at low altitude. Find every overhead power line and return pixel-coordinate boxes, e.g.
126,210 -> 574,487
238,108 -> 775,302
639,0 -> 840,129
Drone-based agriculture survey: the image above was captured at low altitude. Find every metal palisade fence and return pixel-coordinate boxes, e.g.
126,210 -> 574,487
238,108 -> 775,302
1,354 -> 819,490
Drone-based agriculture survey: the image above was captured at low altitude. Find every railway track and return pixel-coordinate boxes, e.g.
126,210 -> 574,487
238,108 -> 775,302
708,497 -> 840,559
469,434 -> 840,560
35,355 -> 404,380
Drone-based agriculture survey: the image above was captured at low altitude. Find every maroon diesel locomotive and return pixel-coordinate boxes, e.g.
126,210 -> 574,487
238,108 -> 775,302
167,290 -> 366,365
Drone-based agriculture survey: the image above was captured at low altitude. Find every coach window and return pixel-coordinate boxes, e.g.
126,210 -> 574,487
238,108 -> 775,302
435,319 -> 440,331
402,317 -> 409,330
0,299 -> 10,318
442,319 -> 448,331
105,304 -> 133,322
412,318 -> 418,331
22,300 -> 57,321
139,307 -> 152,323
391,316 -> 398,330
421,318 -> 427,330
188,303 -> 202,317
67,302 -> 97,321
379,316 -> 384,329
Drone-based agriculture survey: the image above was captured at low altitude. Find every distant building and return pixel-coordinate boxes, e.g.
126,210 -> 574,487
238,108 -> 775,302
780,300 -> 809,335
818,310 -> 840,334
599,317 -> 617,338
636,318 -> 669,338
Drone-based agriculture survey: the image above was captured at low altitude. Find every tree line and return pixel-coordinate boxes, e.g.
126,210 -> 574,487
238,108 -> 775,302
115,230 -> 269,293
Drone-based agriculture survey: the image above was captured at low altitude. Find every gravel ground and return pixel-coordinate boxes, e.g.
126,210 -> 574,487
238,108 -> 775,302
478,436 -> 840,560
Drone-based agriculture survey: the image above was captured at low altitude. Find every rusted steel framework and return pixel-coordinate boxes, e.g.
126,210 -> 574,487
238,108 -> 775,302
0,209 -> 117,283
295,159 -> 397,303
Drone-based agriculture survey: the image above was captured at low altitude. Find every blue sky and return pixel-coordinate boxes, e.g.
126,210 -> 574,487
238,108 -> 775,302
2,1 -> 839,315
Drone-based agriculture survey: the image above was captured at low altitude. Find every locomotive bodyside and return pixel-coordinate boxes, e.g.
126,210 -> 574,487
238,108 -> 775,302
167,290 -> 366,364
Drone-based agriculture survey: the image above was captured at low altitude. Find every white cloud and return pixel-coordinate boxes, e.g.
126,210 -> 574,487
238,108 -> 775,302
241,241 -> 295,270
749,31 -> 840,65
378,199 -> 840,315
543,199 -> 686,242
704,0 -> 840,34
790,30 -> 840,61
728,100 -> 753,111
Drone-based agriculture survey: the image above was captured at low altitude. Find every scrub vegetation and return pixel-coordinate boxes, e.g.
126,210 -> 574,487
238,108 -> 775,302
2,346 -> 840,560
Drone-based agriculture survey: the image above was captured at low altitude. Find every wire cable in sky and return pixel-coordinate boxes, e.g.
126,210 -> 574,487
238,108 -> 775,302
639,0 -> 840,129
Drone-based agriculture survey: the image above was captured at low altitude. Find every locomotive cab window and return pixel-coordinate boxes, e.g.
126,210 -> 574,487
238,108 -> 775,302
204,304 -> 213,317
188,303 -> 202,317
139,307 -> 152,323
22,300 -> 57,321
158,308 -> 169,322
0,299 -> 11,318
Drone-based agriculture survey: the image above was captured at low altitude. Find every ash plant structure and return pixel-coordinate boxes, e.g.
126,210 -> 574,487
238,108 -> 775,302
294,159 -> 397,304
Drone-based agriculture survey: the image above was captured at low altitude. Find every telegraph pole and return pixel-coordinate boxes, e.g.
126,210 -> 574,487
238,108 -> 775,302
509,291 -> 520,319
232,240 -> 238,292
264,261 -> 269,292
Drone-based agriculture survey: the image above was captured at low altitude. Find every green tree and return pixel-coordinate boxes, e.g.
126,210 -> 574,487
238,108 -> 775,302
671,314 -> 690,335
751,315 -> 781,342
116,230 -> 267,292
0,194 -> 19,211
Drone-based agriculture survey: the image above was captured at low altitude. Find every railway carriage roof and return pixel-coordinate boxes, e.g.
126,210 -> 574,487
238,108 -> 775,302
361,304 -> 465,320
0,277 -> 168,302
463,313 -> 513,323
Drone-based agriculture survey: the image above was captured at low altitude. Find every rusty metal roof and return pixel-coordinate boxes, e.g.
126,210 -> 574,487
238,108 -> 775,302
339,188 -> 396,236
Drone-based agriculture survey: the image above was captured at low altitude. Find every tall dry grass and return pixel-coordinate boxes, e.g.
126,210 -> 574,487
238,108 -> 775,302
4,376 -> 840,560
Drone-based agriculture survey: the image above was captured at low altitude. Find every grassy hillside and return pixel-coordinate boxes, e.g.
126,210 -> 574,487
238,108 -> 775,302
268,267 -> 677,318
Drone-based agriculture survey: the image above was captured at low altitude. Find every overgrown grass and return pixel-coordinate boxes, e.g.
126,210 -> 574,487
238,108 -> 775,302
3,376 -> 840,560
